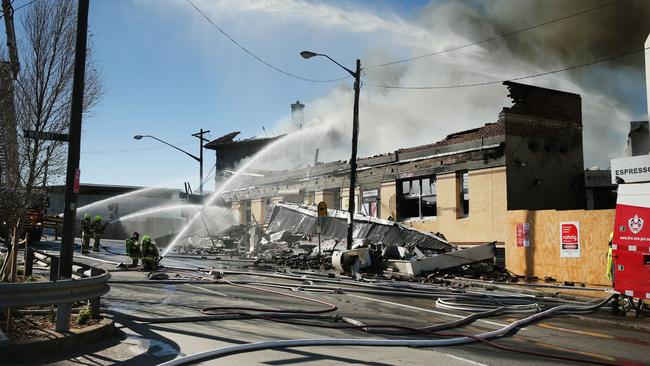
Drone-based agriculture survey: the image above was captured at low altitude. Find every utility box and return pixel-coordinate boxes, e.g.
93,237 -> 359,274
613,182 -> 650,300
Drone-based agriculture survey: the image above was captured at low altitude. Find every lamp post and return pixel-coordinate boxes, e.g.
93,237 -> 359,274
301,51 -> 360,250
134,129 -> 210,195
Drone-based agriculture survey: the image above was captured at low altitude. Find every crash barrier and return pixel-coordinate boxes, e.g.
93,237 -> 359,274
0,249 -> 110,318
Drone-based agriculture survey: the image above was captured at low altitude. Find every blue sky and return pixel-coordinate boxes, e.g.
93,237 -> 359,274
78,0 -> 429,190
9,0 -> 649,190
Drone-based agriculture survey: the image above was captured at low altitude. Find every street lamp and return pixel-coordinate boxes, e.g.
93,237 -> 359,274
134,129 -> 210,195
301,51 -> 361,250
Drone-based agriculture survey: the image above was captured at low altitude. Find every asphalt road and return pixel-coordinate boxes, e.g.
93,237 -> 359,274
10,239 -> 650,366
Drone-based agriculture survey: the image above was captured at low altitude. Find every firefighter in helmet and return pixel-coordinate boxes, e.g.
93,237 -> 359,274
80,214 -> 92,254
125,232 -> 142,267
140,235 -> 160,270
92,215 -> 108,252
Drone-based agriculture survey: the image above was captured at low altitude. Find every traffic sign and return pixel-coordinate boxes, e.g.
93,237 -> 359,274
318,201 -> 328,217
23,129 -> 69,142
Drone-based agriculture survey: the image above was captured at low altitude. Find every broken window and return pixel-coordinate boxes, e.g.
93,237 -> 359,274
398,176 -> 437,219
264,197 -> 273,223
361,189 -> 380,218
458,171 -> 469,218
244,200 -> 252,224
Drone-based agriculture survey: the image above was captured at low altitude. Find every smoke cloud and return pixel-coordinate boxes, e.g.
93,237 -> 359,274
248,0 -> 650,172
171,0 -> 649,172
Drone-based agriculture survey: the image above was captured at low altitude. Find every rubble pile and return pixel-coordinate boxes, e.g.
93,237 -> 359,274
251,203 -> 502,279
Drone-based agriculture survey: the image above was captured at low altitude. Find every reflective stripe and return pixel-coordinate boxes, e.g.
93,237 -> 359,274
612,244 -> 618,250
625,290 -> 634,296
629,245 -> 637,252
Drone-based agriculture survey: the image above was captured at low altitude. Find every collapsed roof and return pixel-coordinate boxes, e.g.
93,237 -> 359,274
267,202 -> 453,253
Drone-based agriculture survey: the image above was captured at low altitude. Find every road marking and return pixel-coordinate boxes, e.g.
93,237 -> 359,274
185,284 -> 228,297
525,339 -> 618,362
76,253 -> 121,265
443,353 -> 489,366
535,322 -> 614,339
349,294 -> 512,329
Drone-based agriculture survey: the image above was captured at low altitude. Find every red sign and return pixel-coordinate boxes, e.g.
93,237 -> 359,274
614,203 -> 650,247
560,221 -> 580,257
73,169 -> 80,193
516,223 -> 530,247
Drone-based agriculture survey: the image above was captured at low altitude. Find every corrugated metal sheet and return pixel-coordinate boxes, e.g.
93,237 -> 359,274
267,203 -> 453,253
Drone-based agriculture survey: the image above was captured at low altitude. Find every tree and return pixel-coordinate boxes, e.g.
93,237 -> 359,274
0,0 -> 103,280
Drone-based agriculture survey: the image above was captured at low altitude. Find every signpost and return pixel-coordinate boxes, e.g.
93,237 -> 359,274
23,129 -> 69,142
317,201 -> 328,263
611,155 -> 650,184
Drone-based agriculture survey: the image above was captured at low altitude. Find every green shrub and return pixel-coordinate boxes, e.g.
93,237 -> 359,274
16,268 -> 24,276
76,306 -> 92,325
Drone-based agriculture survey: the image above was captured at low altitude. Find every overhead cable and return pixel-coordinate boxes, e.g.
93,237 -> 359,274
365,46 -> 649,90
365,0 -> 625,69
186,0 -> 349,83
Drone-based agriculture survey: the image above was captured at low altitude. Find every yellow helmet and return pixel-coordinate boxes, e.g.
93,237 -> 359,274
141,235 -> 151,243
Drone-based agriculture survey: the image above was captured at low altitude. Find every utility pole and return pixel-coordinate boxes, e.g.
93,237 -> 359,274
192,128 -> 210,195
346,59 -> 361,250
0,0 -> 20,188
299,52 -> 361,250
57,0 -> 89,332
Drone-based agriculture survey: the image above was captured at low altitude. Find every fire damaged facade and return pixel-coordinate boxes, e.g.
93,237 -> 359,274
220,82 -> 586,250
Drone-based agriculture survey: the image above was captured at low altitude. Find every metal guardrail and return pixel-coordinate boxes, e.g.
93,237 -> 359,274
0,250 -> 110,309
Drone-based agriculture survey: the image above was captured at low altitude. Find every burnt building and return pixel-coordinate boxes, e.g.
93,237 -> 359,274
221,82 -> 587,249
203,131 -> 283,185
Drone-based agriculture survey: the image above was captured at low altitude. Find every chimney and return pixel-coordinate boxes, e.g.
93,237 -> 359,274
291,100 -> 305,130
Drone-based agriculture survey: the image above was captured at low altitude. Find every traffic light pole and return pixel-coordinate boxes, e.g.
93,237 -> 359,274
57,0 -> 89,332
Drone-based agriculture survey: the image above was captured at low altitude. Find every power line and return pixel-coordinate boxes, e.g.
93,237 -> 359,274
364,0 -> 624,69
186,0 -> 349,83
365,46 -> 648,90
0,0 -> 39,20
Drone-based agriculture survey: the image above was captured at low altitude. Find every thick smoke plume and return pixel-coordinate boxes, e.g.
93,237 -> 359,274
245,0 -> 650,172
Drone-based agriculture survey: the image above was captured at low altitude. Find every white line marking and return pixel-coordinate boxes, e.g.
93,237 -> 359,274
185,284 -> 228,297
444,353 -> 489,366
349,294 -> 513,329
76,254 -> 120,265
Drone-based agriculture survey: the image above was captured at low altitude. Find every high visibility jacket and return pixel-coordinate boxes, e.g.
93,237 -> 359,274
93,220 -> 107,237
606,247 -> 613,281
81,218 -> 92,233
142,241 -> 159,260
125,237 -> 141,258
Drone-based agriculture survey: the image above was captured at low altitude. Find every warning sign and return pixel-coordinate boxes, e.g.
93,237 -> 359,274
516,223 -> 530,248
560,221 -> 580,257
317,201 -> 328,217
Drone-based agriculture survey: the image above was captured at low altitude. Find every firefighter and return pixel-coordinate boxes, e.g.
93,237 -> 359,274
140,235 -> 160,270
606,232 -> 614,285
125,232 -> 141,267
80,214 -> 93,254
92,215 -> 108,252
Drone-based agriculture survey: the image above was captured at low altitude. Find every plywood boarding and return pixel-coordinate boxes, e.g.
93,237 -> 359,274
407,167 -> 508,245
506,209 -> 615,286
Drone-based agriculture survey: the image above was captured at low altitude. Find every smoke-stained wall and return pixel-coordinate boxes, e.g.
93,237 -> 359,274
503,82 -> 585,210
